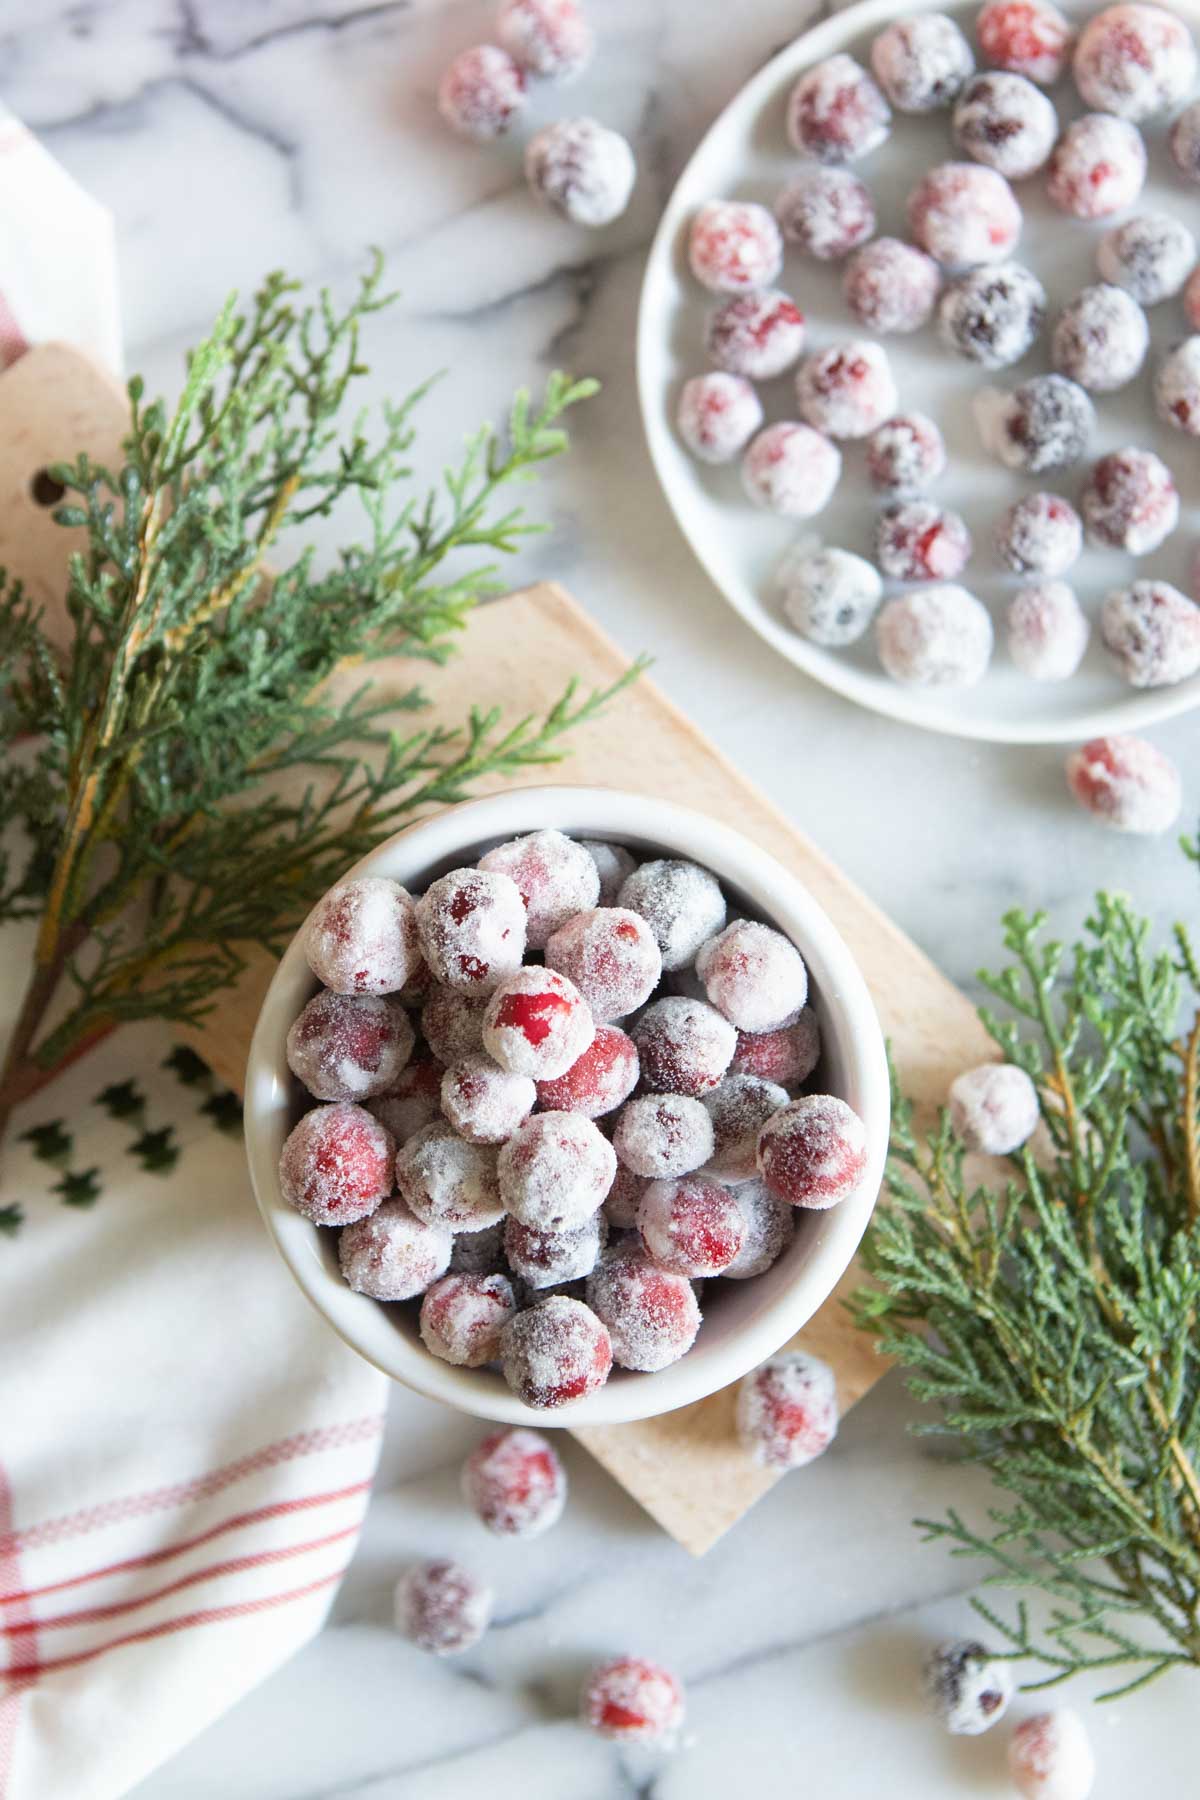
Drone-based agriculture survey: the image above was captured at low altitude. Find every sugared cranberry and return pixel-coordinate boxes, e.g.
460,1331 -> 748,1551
631,996 -> 737,1097
338,1198 -> 452,1300
1154,338 -> 1200,437
497,0 -> 594,79
603,1165 -> 647,1229
951,72 -> 1056,177
637,1172 -> 745,1277
395,1558 -> 493,1654
877,585 -> 993,686
865,412 -> 947,494
779,545 -> 882,647
757,1095 -> 867,1209
736,1351 -> 839,1469
1052,284 -> 1147,392
1008,1708 -> 1096,1800
497,1110 -> 615,1230
280,1102 -> 394,1225
581,1657 -> 686,1744
723,1180 -> 795,1279
922,1639 -> 1015,1735
367,1057 -> 444,1144
703,1075 -> 789,1182
986,373 -> 1094,472
871,14 -> 975,111
440,1054 -> 535,1145
1101,581 -> 1200,687
796,340 -> 898,439
545,906 -> 663,1021
1170,99 -> 1200,182
536,1024 -> 639,1118
613,1093 -> 714,1180
395,1121 -> 504,1231
775,169 -> 875,261
1007,582 -> 1090,680
499,1294 -> 612,1408
1066,734 -> 1183,835
937,262 -> 1045,368
995,493 -> 1082,576
1046,114 -> 1146,218
462,1427 -> 567,1537
786,54 -> 891,164
304,877 -> 420,996
525,117 -> 636,228
687,200 -> 783,294
907,162 -> 1021,266
1097,215 -> 1196,305
419,1271 -> 517,1366
416,868 -> 526,994
482,965 -> 595,1080
706,289 -> 807,380
676,371 -> 764,463
580,840 -> 637,905
1079,448 -> 1178,554
1072,3 -> 1196,119
949,1062 -> 1039,1153
730,1007 -> 821,1085
420,987 -> 488,1065
286,991 -> 414,1103
696,919 -> 808,1034
876,501 -> 973,582
479,829 -> 599,949
437,45 -> 527,140
505,1211 -> 606,1289
843,238 -> 941,335
977,0 -> 1072,84
586,1246 -> 701,1370
618,857 -> 726,972
741,422 -> 842,516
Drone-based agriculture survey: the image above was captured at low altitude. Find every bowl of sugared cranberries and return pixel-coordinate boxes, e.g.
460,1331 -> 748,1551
246,787 -> 888,1425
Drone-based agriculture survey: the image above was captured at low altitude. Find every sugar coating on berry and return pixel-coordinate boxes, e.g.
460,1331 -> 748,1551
977,0 -> 1073,84
586,1245 -> 701,1370
439,1054 -> 535,1145
368,1058 -> 444,1144
866,413 -> 947,494
580,840 -> 637,906
878,585 -> 993,686
500,1294 -> 612,1408
631,996 -> 737,1098
796,340 -> 898,440
304,877 -> 420,997
1080,448 -> 1178,554
780,546 -> 883,648
995,493 -> 1082,576
985,373 -> 1095,472
907,162 -> 1021,267
1097,215 -> 1196,306
677,370 -> 764,464
618,858 -> 727,973
437,45 -> 527,140
1101,581 -> 1200,688
280,1102 -> 395,1225
843,238 -> 941,336
419,1271 -> 517,1367
1009,1708 -> 1096,1800
1052,284 -> 1147,392
1154,337 -> 1200,437
449,1219 -> 506,1275
479,829 -> 600,950
1046,114 -> 1146,219
582,1657 -> 686,1743
949,1062 -> 1039,1153
637,1173 -> 746,1277
462,1427 -> 566,1539
731,1007 -> 821,1085
1067,733 -> 1182,835
526,117 -> 635,228
706,290 -> 807,381
395,1122 -> 504,1231
497,0 -> 594,78
938,263 -> 1045,369
952,72 -> 1057,177
736,1350 -> 838,1469
723,1179 -> 795,1279
922,1639 -> 1015,1735
1008,582 -> 1090,680
775,169 -> 876,262
546,906 -> 664,1023
395,1558 -> 493,1655
286,991 -> 415,1103
688,200 -> 783,294
416,868 -> 526,995
419,990 -> 483,1067
696,919 -> 809,1034
613,1093 -> 715,1180
741,422 -> 842,517
876,500 -> 973,583
1073,3 -> 1196,120
482,965 -> 595,1080
1170,99 -> 1200,182
871,14 -> 975,111
536,1024 -> 640,1119
703,1075 -> 789,1182
758,1094 -> 869,1208
505,1210 -> 607,1289
338,1198 -> 452,1300
787,53 -> 891,164
498,1109 -> 615,1230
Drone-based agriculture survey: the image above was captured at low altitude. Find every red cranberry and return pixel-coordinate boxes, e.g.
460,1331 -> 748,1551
977,0 -> 1072,84
1072,3 -> 1196,120
871,14 -> 975,112
676,372 -> 762,464
496,0 -> 594,78
631,996 -> 736,1097
907,161 -> 1021,266
775,169 -> 875,261
736,1351 -> 838,1469
416,868 -> 526,995
497,1110 -> 615,1230
757,1095 -> 869,1209
741,422 -> 842,517
687,200 -> 783,294
730,1008 -> 821,1085
478,829 -> 599,949
876,500 -> 972,582
795,340 -> 898,439
461,1427 -> 567,1537
696,919 -> 808,1034
586,1245 -> 701,1370
338,1198 -> 452,1300
279,1102 -> 394,1225
1066,734 -> 1182,835
582,1656 -> 686,1743
367,1057 -> 444,1144
394,1558 -> 493,1654
440,1055 -> 535,1145
437,46 -> 527,140
482,966 -> 595,1080
1079,448 -> 1177,555
395,1121 -> 504,1231
618,858 -> 726,972
286,991 -> 414,1103
504,1211 -> 607,1288
419,1272 -> 517,1367
706,289 -> 807,379
637,1172 -> 746,1277
420,988 -> 488,1065
1100,581 -> 1200,687
723,1181 -> 795,1279
304,877 -> 420,996
613,1093 -> 714,1180
1046,114 -> 1146,219
843,238 -> 940,335
499,1295 -> 612,1408
704,1075 -> 789,1182
535,1024 -> 640,1118
786,53 -> 891,164
545,906 -> 662,1020
865,413 -> 947,494
994,493 -> 1082,576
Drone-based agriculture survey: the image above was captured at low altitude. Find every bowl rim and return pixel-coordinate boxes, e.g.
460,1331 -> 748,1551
245,784 -> 891,1428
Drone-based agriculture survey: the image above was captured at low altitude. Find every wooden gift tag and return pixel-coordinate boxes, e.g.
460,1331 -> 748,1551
0,346 -> 994,1554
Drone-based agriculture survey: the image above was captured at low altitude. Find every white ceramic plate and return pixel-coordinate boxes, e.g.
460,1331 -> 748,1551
638,0 -> 1200,743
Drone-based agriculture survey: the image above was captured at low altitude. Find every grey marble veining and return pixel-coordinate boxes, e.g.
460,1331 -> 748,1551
4,1 -> 1197,1792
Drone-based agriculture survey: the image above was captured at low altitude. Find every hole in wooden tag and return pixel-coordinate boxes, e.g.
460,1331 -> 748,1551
30,469 -> 66,507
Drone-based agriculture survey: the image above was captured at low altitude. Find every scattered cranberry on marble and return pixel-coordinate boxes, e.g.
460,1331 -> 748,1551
395,1558 -> 493,1655
1066,734 -> 1183,835
581,1656 -> 686,1744
922,1639 -> 1015,1735
736,1350 -> 839,1470
1008,1708 -> 1096,1800
497,0 -> 594,80
437,45 -> 527,141
461,1426 -> 567,1537
525,117 -> 636,228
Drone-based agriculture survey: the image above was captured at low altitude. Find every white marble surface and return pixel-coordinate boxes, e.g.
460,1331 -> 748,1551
4,0 -> 1198,1793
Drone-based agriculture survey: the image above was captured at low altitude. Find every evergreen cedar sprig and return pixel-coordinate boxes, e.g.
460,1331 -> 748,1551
0,254 -> 642,1138
853,862 -> 1200,1700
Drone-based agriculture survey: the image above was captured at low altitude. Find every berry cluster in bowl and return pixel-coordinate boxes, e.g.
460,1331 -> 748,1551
674,0 -> 1200,701
276,827 -> 871,1412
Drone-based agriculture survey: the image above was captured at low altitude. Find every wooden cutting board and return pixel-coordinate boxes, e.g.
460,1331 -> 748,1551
1,345 -> 994,1554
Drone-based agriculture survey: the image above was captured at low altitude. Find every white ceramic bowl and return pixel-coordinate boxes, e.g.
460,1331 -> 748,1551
245,786 -> 890,1427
